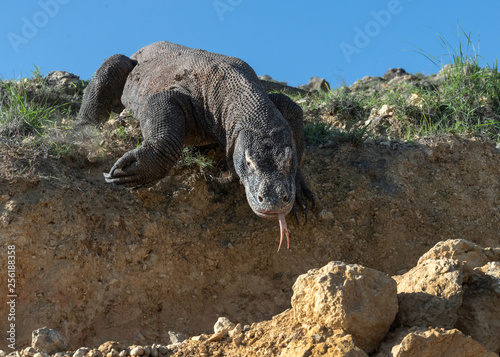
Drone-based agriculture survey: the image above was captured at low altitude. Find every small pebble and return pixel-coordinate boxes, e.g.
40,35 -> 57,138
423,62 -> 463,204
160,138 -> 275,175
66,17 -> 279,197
191,334 -> 208,342
228,323 -> 242,339
168,331 -> 187,344
54,353 -> 70,357
73,348 -> 90,357
206,332 -> 225,343
34,353 -> 49,357
149,347 -> 158,357
22,348 -> 36,357
87,350 -> 101,357
142,346 -> 150,357
129,346 -> 144,357
156,346 -> 167,355
165,343 -> 181,351
118,351 -> 127,357
213,317 -> 235,335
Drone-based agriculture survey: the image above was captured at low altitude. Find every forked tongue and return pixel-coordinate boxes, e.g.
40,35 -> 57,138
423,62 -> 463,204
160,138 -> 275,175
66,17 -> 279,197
277,214 -> 290,252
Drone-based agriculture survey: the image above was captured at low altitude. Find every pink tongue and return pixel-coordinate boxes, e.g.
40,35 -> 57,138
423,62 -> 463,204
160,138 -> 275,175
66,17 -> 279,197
277,214 -> 290,252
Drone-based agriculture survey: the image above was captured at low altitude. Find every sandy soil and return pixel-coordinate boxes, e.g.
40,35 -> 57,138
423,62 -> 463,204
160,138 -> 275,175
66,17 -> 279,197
1,132 -> 500,352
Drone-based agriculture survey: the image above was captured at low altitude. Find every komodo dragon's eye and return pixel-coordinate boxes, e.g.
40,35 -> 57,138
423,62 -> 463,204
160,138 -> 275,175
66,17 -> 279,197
280,147 -> 292,174
245,149 -> 257,171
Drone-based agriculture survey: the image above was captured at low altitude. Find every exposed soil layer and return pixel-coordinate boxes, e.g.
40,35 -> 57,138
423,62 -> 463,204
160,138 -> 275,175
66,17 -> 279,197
1,133 -> 500,351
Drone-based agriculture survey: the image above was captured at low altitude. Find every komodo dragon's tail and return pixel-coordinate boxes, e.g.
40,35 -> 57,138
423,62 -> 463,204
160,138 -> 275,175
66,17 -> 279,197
77,54 -> 137,126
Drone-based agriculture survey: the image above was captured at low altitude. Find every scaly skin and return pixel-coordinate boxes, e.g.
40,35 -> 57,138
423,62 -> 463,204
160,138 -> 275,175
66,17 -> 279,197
77,41 -> 315,250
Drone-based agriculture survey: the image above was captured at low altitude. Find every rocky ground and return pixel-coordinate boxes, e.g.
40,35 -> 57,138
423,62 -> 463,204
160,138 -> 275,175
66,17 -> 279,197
1,69 -> 500,356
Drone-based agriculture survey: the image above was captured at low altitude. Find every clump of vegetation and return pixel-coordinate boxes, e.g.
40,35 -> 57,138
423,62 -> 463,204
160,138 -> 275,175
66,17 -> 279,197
180,147 -> 214,172
295,24 -> 500,144
389,26 -> 500,140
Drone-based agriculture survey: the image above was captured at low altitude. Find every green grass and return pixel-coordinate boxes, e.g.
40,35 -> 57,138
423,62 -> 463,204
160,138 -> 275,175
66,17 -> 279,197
299,86 -> 370,146
0,80 -> 59,137
385,25 -> 500,141
0,66 -> 78,141
180,147 -> 214,172
296,24 -> 500,144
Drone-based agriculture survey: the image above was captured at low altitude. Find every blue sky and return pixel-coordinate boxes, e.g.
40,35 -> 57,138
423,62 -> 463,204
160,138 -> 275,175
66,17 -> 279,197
1,1 -> 499,88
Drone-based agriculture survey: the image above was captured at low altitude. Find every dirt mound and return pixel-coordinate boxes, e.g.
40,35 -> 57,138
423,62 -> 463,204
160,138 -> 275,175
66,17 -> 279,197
1,128 -> 500,354
7,240 -> 499,356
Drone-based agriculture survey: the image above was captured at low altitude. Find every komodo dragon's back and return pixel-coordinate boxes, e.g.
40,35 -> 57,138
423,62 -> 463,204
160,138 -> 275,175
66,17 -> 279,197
123,42 -> 261,125
77,41 -> 315,251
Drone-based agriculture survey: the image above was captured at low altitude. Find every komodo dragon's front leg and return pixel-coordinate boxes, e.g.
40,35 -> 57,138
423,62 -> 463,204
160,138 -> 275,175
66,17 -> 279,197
268,93 -> 316,222
103,91 -> 188,186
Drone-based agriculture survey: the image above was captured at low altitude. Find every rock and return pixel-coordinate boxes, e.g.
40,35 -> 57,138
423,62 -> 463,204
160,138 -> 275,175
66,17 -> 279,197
118,351 -> 127,357
378,104 -> 395,117
206,332 -> 226,342
129,346 -> 144,356
375,327 -> 497,357
53,353 -> 71,357
349,76 -> 384,94
21,348 -> 36,357
456,262 -> 500,353
156,346 -> 168,355
31,327 -> 67,354
407,93 -> 423,107
33,353 -> 49,357
259,78 -> 309,95
394,258 -> 464,328
167,331 -> 187,344
98,342 -> 122,354
213,317 -> 235,335
382,68 -> 408,81
434,64 -> 476,81
387,74 -> 418,86
258,74 -> 275,82
228,323 -> 242,339
7,353 -> 21,357
149,347 -> 158,357
45,71 -> 82,95
72,348 -> 90,357
417,239 -> 498,275
86,350 -> 102,357
308,76 -> 330,92
281,330 -> 368,357
0,351 -> 5,357
291,261 -> 398,353
191,334 -> 208,341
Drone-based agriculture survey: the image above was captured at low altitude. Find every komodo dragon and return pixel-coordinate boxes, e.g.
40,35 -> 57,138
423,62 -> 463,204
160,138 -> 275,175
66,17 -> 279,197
77,41 -> 315,251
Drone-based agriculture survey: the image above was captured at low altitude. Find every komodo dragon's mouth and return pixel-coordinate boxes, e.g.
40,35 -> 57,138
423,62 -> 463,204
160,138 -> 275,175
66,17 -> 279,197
253,203 -> 293,252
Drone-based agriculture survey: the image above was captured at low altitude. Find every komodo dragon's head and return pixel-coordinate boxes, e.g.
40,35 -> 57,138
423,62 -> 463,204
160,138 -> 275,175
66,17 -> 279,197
232,126 -> 297,251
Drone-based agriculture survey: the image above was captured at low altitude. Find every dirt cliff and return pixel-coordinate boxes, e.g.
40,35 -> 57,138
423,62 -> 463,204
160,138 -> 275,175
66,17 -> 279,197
1,130 -> 500,351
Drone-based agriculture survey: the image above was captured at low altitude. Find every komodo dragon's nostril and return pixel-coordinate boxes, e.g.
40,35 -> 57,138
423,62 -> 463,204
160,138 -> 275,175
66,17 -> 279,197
258,195 -> 264,203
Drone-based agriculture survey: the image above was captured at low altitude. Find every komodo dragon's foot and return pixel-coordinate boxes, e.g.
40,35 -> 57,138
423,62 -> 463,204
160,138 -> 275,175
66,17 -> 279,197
103,145 -> 171,187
